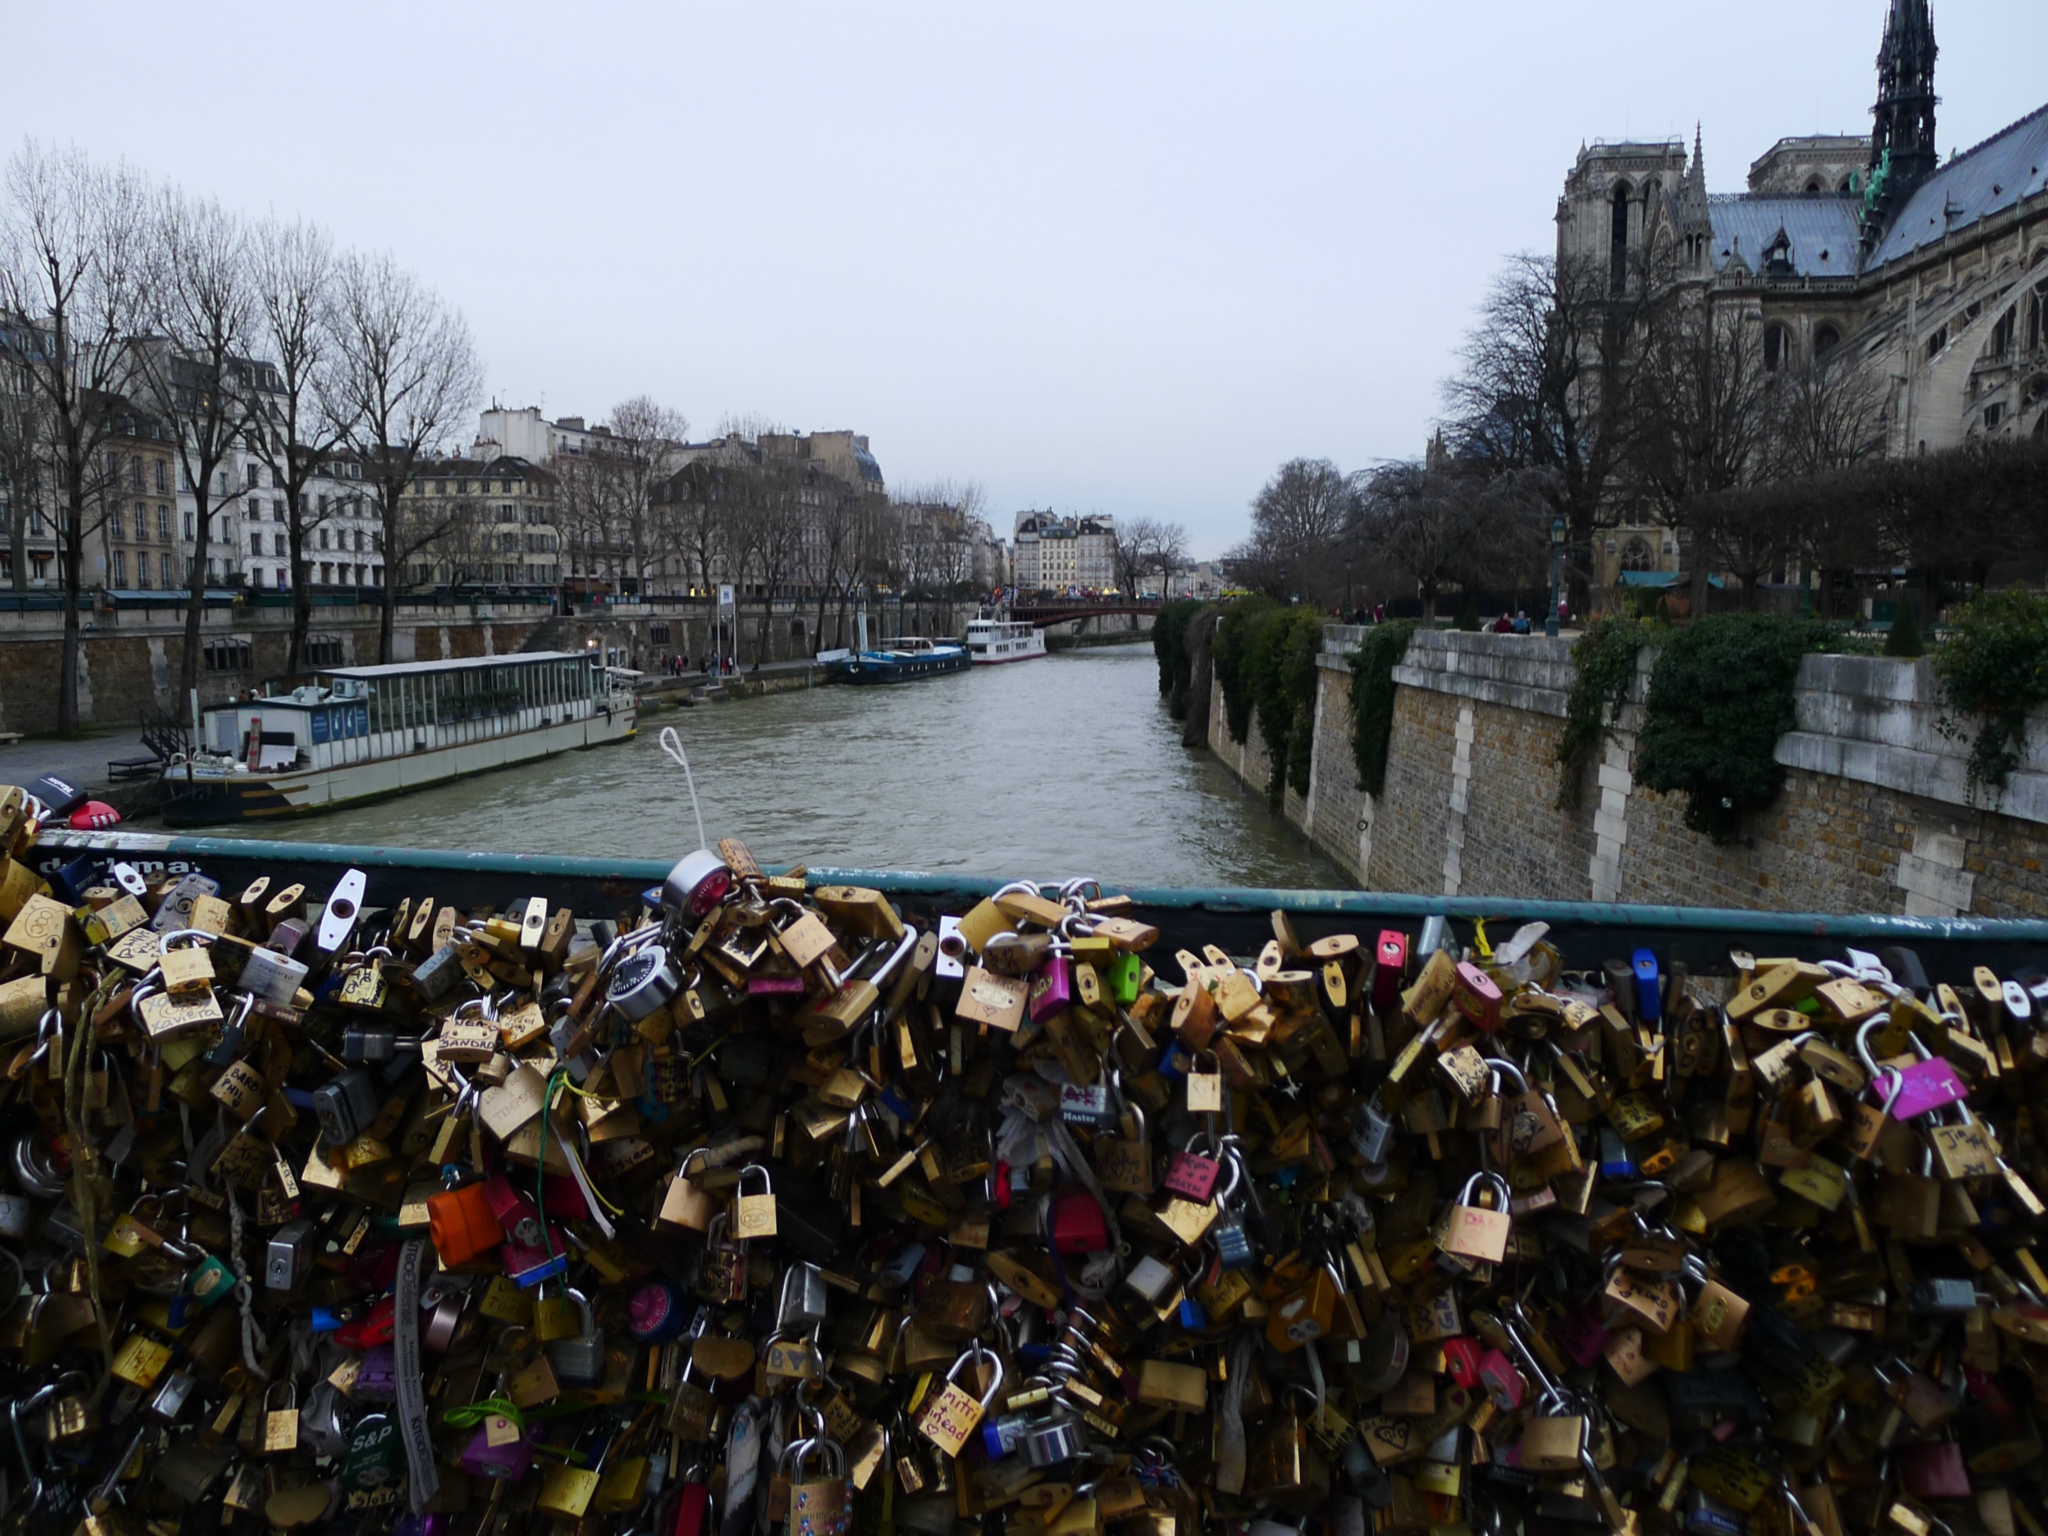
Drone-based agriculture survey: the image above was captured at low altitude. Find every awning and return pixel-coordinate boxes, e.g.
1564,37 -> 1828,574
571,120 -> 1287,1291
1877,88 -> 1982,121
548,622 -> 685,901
1617,570 -> 1725,589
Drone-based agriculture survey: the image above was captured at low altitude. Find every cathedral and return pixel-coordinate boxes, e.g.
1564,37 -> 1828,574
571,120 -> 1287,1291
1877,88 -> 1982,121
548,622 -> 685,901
1557,0 -> 2048,584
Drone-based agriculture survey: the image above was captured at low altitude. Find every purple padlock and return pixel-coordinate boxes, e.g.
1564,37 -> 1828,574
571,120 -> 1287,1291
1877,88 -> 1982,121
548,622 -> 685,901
1028,948 -> 1073,1025
1891,1056 -> 1967,1120
1899,1441 -> 1970,1500
461,1421 -> 536,1480
1555,1303 -> 1610,1368
354,1343 -> 398,1403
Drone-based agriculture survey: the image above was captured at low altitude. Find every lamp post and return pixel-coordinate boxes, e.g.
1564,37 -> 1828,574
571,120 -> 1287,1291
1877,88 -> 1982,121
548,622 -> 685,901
1546,517 -> 1567,638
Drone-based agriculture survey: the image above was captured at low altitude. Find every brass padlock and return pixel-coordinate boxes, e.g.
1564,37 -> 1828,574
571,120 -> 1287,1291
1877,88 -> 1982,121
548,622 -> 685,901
733,1162 -> 778,1239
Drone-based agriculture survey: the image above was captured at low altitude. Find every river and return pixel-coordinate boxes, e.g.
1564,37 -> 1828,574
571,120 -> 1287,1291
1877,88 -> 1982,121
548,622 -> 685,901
206,643 -> 1350,890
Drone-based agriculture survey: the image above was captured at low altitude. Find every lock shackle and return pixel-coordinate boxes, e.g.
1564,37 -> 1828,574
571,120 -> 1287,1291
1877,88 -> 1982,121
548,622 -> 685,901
264,1379 -> 298,1409
1056,877 -> 1102,911
867,929 -> 921,993
946,1341 -> 1006,1408
736,1163 -> 773,1197
1456,1171 -> 1511,1211
1485,1058 -> 1528,1095
992,880 -> 1042,903
158,927 -> 218,949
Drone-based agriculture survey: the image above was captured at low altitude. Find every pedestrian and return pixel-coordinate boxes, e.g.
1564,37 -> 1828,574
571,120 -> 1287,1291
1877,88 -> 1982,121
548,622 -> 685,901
1512,610 -> 1531,635
1374,602 -> 1386,625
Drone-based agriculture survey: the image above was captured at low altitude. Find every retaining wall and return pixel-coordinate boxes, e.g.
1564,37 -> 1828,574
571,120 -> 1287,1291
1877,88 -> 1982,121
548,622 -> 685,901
1205,627 -> 2048,918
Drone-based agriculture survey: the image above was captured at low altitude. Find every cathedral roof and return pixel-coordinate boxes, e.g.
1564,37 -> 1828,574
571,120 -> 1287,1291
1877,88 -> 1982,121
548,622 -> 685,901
1705,195 -> 1862,278
1867,102 -> 2048,270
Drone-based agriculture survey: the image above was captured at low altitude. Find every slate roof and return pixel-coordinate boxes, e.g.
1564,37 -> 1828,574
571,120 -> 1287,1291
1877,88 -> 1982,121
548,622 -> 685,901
1868,103 -> 2048,270
1707,195 -> 1863,278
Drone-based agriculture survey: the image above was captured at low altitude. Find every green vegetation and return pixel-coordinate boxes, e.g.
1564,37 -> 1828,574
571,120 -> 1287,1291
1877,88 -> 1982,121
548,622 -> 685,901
1215,597 -> 1327,804
1347,620 -> 1418,797
1934,589 -> 2048,793
1152,599 -> 1205,719
1634,613 -> 1841,843
1554,617 -> 1647,811
1883,599 -> 1924,658
1453,595 -> 1481,631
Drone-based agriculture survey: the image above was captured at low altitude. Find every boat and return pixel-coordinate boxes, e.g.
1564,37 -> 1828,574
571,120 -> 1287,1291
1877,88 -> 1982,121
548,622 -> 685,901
825,609 -> 970,685
158,651 -> 637,826
829,636 -> 971,686
965,616 -> 1046,665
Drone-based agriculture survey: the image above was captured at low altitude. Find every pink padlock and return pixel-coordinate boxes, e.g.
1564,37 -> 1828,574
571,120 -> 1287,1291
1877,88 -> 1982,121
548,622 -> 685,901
1029,947 -> 1074,1025
1891,1055 -> 1967,1120
1899,1441 -> 1970,1500
1442,1336 -> 1483,1389
1476,1347 -> 1528,1410
1163,1138 -> 1222,1202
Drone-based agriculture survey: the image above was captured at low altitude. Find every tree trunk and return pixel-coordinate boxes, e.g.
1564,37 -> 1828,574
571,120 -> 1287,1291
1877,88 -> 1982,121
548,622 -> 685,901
288,535 -> 312,674
179,488 -> 213,699
58,477 -> 88,735
9,512 -> 26,594
1421,586 -> 1439,624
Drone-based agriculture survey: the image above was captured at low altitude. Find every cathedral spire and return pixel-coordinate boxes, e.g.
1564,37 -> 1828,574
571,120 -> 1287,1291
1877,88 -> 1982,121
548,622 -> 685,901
1871,0 -> 1938,187
1688,123 -> 1707,200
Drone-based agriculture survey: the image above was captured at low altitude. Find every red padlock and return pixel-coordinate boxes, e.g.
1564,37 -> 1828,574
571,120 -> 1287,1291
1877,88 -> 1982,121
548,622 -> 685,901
482,1173 -> 545,1248
427,1181 -> 504,1268
67,800 -> 120,830
672,1477 -> 710,1536
1442,1336 -> 1483,1389
1049,1186 -> 1109,1255
335,1292 -> 396,1349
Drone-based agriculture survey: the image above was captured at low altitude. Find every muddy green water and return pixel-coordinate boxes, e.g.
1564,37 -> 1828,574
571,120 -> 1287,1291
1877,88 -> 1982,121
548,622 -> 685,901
206,644 -> 1349,890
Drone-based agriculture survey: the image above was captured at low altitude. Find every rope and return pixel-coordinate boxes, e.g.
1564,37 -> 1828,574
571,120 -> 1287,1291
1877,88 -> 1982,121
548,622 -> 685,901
658,726 -> 708,851
225,1190 -> 270,1383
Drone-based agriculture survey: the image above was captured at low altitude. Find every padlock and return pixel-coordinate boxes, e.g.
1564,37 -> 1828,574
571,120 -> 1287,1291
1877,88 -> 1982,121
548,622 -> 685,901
917,1344 -> 1005,1456
733,1162 -> 779,1239
262,1380 -> 300,1454
785,1435 -> 854,1536
1439,1172 -> 1513,1264
544,1289 -> 605,1385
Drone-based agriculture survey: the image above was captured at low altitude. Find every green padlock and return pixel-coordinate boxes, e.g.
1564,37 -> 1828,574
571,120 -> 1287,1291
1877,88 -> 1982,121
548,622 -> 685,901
1104,951 -> 1143,1006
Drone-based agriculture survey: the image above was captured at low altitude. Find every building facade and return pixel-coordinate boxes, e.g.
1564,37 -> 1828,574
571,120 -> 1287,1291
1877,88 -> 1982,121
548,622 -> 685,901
1011,510 -> 1115,592
401,457 -> 561,589
1560,0 -> 2047,578
94,402 -> 177,592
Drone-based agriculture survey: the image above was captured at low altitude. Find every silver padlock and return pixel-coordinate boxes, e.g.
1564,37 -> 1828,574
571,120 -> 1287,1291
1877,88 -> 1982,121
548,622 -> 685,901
777,1263 -> 829,1331
237,946 -> 308,1006
545,1289 -> 605,1386
608,943 -> 681,1021
1058,1080 -> 1116,1128
149,873 -> 222,934
300,1378 -> 354,1459
266,1218 -> 315,1291
1123,1255 -> 1179,1305
1908,1277 -> 1978,1315
934,916 -> 968,981
1019,1416 -> 1085,1467
1351,1093 -> 1395,1164
147,1369 -> 198,1422
313,1068 -> 379,1146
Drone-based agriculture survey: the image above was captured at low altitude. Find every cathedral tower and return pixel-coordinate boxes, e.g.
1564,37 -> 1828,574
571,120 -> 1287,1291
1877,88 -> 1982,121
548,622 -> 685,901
1870,0 -> 1938,187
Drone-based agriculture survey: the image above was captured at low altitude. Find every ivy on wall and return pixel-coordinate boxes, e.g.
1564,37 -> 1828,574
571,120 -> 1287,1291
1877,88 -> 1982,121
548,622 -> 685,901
1214,597 -> 1327,805
1633,614 -> 1840,843
1347,620 -> 1417,796
1934,588 -> 2048,794
1554,618 -> 1646,811
1152,599 -> 1205,720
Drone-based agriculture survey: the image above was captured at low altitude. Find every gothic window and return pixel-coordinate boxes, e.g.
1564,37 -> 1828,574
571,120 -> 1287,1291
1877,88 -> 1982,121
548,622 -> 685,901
1926,326 -> 1947,361
1992,308 -> 2017,358
1804,179 -> 1823,195
1764,324 -> 1790,373
1815,324 -> 1842,356
1619,536 -> 1655,572
1610,182 -> 1632,294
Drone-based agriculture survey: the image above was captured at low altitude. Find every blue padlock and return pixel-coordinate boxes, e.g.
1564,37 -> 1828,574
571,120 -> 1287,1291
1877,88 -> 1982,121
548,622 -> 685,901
1632,948 -> 1662,1025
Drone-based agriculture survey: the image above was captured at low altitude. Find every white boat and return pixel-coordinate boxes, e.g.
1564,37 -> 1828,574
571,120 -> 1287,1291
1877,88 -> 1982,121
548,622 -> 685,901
161,651 -> 636,825
964,617 -> 1046,665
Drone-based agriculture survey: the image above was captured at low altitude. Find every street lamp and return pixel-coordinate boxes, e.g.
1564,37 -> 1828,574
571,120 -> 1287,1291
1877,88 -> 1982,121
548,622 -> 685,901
1546,517 -> 1567,638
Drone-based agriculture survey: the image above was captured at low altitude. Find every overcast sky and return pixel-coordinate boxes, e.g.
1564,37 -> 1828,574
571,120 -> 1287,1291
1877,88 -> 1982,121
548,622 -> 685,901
7,2 -> 2046,557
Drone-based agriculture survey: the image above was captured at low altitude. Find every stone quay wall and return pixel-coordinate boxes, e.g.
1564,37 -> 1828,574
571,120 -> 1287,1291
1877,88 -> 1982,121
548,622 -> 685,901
1206,626 -> 2048,918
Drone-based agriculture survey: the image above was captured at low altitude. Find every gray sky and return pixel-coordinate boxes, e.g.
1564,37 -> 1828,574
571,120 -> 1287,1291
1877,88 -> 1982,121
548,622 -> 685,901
8,2 -> 2046,557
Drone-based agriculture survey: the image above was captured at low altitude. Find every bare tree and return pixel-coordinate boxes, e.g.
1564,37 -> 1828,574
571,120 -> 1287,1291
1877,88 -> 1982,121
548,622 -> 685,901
330,251 -> 482,661
128,186 -> 266,698
1440,250 -> 1668,610
248,217 -> 356,672
0,333 -> 45,592
0,142 -> 150,733
1359,461 -> 1553,622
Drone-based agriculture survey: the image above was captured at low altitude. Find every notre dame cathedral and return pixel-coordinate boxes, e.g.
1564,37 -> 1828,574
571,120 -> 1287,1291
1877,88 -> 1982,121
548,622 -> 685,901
1558,0 -> 2047,584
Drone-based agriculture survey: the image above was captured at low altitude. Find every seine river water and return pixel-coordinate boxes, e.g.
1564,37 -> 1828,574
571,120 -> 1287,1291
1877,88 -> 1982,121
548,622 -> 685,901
207,643 -> 1349,890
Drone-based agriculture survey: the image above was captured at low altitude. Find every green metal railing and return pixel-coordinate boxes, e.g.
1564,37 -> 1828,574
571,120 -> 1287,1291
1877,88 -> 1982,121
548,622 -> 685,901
31,829 -> 2048,973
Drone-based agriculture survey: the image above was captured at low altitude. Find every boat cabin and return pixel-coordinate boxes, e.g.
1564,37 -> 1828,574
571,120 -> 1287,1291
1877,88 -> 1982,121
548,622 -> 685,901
201,652 -> 618,772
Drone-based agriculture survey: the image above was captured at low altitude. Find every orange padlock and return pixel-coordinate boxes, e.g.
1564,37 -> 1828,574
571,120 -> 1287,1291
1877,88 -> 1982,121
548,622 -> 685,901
428,1181 -> 505,1268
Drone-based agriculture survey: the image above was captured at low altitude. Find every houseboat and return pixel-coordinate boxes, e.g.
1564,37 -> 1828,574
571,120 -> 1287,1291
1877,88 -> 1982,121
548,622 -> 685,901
964,616 -> 1046,665
159,651 -> 636,826
827,636 -> 971,686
